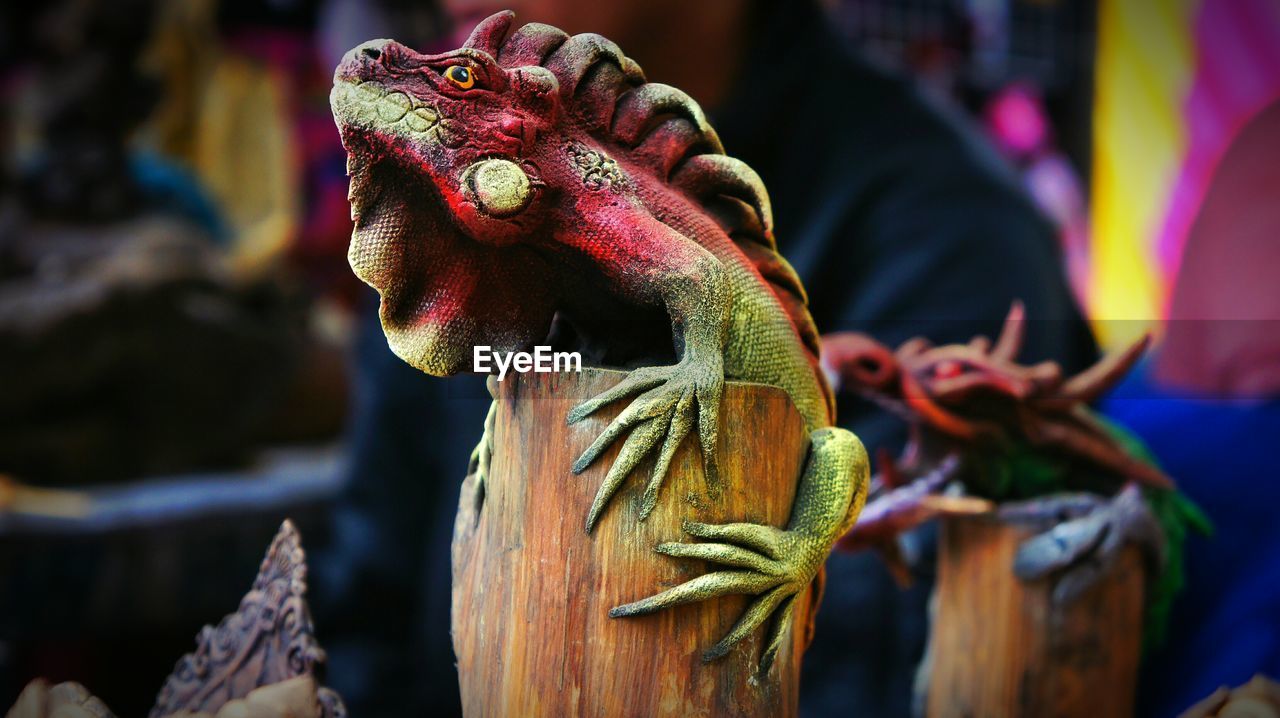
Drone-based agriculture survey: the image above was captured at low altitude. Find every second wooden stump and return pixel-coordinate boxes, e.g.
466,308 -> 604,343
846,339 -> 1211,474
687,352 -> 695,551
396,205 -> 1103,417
926,515 -> 1146,718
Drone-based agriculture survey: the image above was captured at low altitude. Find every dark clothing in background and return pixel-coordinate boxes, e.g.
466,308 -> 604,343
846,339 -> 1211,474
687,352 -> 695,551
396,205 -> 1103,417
712,5 -> 1096,715
314,318 -> 485,717
315,4 -> 1096,716
717,3 -> 1096,373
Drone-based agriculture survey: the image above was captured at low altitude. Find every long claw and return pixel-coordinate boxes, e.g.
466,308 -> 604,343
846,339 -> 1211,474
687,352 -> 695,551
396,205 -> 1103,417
638,390 -> 694,520
584,418 -> 665,532
656,541 -> 781,574
611,426 -> 856,670
682,521 -> 785,560
702,585 -> 790,662
696,381 -> 723,495
570,362 -> 723,529
609,571 -> 779,617
758,594 -> 798,673
572,384 -> 673,474
567,369 -> 665,424
1118,488 -> 1167,568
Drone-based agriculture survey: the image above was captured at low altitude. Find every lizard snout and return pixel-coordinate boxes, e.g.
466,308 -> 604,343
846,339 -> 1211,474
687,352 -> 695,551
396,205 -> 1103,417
334,39 -> 397,84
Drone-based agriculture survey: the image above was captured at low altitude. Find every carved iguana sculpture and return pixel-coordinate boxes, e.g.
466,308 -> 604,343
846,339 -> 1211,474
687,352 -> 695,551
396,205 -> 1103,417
330,11 -> 868,669
823,304 -> 1209,643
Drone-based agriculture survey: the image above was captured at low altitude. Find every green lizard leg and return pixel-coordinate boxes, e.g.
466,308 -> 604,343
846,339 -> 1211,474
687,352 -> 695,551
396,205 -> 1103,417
610,427 -> 869,672
467,400 -> 498,491
573,377 -> 701,530
459,391 -> 499,526
563,230 -> 729,533
642,390 -> 696,517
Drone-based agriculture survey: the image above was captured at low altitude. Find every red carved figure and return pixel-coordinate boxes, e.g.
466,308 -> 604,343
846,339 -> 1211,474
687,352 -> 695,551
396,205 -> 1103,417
825,304 -> 1208,640
330,12 -> 868,670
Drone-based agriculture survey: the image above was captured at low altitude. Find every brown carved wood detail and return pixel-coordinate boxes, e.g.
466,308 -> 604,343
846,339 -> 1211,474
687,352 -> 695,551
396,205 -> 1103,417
150,520 -> 345,718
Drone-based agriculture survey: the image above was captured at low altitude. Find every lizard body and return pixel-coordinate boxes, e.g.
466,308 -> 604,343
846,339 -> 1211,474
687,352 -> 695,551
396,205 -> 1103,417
330,11 -> 868,670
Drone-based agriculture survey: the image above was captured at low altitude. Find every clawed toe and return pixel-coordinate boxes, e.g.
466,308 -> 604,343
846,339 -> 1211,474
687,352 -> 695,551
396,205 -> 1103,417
609,570 -> 779,618
611,519 -> 813,671
567,367 -> 666,426
571,365 -> 723,532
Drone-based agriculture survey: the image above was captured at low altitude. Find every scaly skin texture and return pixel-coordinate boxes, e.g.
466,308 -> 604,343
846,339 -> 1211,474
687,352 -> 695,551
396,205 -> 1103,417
823,303 -> 1210,645
330,11 -> 868,672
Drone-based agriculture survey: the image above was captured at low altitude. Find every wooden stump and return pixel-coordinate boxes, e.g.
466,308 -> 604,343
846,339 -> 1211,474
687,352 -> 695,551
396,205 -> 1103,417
926,515 -> 1146,718
451,368 -> 816,718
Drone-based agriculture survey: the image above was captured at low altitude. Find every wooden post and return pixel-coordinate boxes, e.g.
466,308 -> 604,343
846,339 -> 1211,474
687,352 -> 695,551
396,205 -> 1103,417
451,368 -> 816,717
926,515 -> 1146,718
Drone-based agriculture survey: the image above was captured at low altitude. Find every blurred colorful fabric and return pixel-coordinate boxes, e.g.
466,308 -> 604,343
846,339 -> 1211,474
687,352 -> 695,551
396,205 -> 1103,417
1090,0 -> 1280,347
143,0 -> 299,277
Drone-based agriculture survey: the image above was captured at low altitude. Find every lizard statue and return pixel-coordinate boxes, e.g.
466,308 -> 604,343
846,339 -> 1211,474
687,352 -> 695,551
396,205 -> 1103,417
329,11 -> 868,671
824,303 -> 1210,644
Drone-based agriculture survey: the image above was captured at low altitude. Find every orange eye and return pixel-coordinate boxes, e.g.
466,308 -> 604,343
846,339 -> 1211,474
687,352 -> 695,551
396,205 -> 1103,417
444,65 -> 476,89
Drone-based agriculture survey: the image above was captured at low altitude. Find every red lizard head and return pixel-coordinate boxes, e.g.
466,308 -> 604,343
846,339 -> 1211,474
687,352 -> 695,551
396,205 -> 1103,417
823,304 -> 1054,440
823,303 -> 1171,488
332,11 -> 800,380
330,12 -> 563,375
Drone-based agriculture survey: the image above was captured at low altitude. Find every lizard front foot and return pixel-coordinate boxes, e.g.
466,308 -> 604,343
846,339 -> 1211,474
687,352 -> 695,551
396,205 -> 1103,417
1001,483 -> 1166,603
568,358 -> 723,532
609,519 -> 818,673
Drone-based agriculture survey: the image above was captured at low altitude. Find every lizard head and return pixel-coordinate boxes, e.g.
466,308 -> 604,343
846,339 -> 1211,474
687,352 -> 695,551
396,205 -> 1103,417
826,306 -> 1173,488
823,304 -> 1059,442
330,12 -> 564,375
895,322 -> 1172,488
891,342 -> 1053,441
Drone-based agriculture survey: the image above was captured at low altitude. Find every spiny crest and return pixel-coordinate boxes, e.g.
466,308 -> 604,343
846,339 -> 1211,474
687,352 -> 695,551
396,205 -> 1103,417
465,11 -> 820,361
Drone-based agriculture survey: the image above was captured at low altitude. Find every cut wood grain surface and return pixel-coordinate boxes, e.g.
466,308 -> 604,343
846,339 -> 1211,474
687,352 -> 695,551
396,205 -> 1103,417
452,368 -> 816,718
927,515 -> 1145,718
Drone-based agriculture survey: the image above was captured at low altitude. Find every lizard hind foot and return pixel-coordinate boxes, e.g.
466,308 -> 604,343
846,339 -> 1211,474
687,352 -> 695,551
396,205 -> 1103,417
609,520 -> 812,673
571,362 -> 723,532
1003,483 -> 1166,604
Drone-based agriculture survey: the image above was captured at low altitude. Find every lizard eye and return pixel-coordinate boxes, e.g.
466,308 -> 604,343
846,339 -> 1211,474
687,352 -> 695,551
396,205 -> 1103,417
933,360 -> 964,379
444,65 -> 476,89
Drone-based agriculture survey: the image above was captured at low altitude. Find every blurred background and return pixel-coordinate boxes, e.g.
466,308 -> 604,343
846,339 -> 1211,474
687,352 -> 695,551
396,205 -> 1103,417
1,0 -> 1277,716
